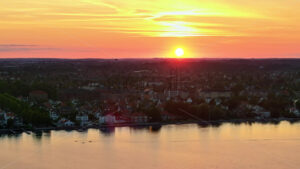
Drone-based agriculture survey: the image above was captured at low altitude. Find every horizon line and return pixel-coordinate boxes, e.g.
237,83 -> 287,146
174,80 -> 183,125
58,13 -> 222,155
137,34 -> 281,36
0,57 -> 300,60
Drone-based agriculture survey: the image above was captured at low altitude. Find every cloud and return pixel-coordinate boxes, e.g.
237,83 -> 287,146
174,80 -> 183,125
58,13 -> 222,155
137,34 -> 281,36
134,9 -> 152,14
0,44 -> 61,52
0,44 -> 97,53
0,44 -> 38,47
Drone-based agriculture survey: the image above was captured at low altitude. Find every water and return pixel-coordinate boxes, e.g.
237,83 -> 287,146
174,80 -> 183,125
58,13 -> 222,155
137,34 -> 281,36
1,121 -> 300,169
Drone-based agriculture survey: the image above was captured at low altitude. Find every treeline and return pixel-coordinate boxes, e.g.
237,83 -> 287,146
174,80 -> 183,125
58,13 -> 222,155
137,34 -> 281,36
164,95 -> 297,121
0,80 -> 57,99
0,93 -> 51,126
164,101 -> 228,120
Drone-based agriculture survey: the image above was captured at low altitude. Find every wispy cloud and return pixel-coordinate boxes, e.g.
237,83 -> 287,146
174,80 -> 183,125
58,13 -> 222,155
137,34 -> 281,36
0,44 -> 38,47
0,44 -> 95,53
0,44 -> 60,52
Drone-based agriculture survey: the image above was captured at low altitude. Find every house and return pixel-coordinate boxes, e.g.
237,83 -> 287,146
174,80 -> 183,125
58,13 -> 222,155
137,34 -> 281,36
294,91 -> 300,97
215,98 -> 222,105
49,111 -> 59,120
5,112 -> 15,121
179,91 -> 189,100
64,120 -> 75,127
164,90 -> 179,99
60,105 -> 73,115
29,90 -> 48,101
290,107 -> 300,117
198,90 -> 232,99
0,111 -> 6,126
0,111 -> 23,127
131,113 -> 149,123
99,113 -> 115,124
255,111 -> 271,118
99,112 -> 131,125
76,114 -> 89,126
57,118 -> 75,127
186,98 -> 193,103
251,105 -> 271,118
14,117 -> 23,127
94,111 -> 102,119
147,81 -> 163,86
161,111 -> 177,121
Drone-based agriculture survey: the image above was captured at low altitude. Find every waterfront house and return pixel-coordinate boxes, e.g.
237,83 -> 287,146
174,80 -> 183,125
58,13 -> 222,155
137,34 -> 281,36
64,120 -> 75,127
99,112 -> 131,125
289,107 -> 300,117
50,111 -> 59,120
131,113 -> 149,123
0,111 -> 6,126
76,114 -> 89,126
5,112 -> 15,121
161,111 -> 177,121
251,105 -> 271,118
57,118 -> 75,127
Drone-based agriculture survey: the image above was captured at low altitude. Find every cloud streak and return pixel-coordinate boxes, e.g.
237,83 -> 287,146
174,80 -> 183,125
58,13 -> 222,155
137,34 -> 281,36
0,44 -> 93,53
0,45 -> 60,52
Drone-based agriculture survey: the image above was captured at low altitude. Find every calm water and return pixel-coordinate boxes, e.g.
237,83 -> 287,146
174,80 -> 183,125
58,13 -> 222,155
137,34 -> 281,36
1,121 -> 300,169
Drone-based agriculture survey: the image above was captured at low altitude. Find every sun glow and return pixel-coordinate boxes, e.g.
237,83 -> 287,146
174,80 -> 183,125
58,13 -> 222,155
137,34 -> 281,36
175,48 -> 184,57
0,0 -> 299,58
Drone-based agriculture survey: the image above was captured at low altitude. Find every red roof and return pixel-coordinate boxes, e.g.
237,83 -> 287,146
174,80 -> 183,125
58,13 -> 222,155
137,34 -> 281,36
30,90 -> 48,96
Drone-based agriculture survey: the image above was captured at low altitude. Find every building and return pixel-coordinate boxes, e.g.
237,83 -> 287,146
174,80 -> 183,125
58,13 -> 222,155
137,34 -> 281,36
76,114 -> 89,126
99,112 -> 130,125
198,90 -> 232,99
49,111 -> 59,120
29,90 -> 48,101
131,113 -> 149,123
290,107 -> 300,117
57,118 -> 75,127
0,110 -> 6,126
161,111 -> 177,121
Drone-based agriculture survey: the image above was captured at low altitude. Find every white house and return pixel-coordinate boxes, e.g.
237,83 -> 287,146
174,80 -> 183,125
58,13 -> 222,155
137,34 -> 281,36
99,113 -> 130,124
99,113 -> 115,124
186,98 -> 193,103
0,111 -> 6,126
290,107 -> 300,117
49,111 -> 59,120
64,120 -> 75,127
258,111 -> 271,118
131,113 -> 149,123
252,106 -> 271,118
57,118 -> 75,127
76,114 -> 89,126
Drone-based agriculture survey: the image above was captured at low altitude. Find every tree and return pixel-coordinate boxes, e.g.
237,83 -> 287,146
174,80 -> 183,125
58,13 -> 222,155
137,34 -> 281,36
6,119 -> 14,128
232,83 -> 244,95
296,100 -> 300,110
146,105 -> 162,122
210,106 -> 225,120
0,93 -> 51,127
226,96 -> 240,110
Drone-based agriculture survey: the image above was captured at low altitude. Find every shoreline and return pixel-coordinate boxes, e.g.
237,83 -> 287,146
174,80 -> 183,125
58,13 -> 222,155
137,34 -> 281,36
1,117 -> 300,135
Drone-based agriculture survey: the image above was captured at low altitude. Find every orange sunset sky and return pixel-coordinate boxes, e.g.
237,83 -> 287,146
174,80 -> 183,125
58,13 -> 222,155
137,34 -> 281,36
0,0 -> 300,58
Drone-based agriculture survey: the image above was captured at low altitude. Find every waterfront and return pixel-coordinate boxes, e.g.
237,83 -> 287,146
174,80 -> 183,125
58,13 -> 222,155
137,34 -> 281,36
0,121 -> 300,169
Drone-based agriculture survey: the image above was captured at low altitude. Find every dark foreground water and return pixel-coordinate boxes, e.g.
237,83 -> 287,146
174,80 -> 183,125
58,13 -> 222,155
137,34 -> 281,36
0,121 -> 300,169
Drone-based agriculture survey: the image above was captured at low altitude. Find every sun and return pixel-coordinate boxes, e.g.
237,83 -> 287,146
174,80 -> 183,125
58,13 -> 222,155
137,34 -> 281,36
175,48 -> 184,57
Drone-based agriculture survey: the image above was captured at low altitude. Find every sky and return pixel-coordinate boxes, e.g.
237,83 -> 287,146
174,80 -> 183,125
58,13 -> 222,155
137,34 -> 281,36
0,0 -> 300,59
